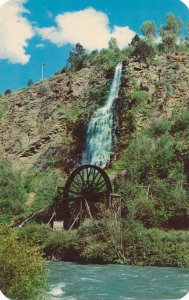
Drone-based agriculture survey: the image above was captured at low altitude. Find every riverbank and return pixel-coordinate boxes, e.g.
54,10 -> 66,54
18,220 -> 189,268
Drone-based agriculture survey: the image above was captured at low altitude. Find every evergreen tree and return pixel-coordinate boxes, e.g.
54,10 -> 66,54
160,13 -> 183,52
141,21 -> 157,44
132,39 -> 156,61
130,34 -> 141,46
108,37 -> 119,51
5,89 -> 12,96
27,78 -> 33,87
68,43 -> 88,71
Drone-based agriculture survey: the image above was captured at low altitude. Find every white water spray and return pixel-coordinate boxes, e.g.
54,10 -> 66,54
82,62 -> 122,168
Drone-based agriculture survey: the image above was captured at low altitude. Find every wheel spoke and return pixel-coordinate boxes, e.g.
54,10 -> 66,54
94,181 -> 106,192
74,175 -> 83,187
78,170 -> 85,185
85,167 -> 94,189
92,179 -> 105,192
71,182 -> 81,193
63,164 -> 112,228
72,179 -> 81,188
69,190 -> 81,196
90,169 -> 101,191
94,173 -> 102,185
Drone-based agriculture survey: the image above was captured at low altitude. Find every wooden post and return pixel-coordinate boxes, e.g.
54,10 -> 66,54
85,199 -> 93,219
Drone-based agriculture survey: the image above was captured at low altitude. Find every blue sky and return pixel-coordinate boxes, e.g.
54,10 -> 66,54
0,0 -> 188,94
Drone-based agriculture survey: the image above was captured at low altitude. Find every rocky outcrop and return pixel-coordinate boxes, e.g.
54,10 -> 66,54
0,66 -> 109,172
116,53 -> 189,155
1,53 -> 189,173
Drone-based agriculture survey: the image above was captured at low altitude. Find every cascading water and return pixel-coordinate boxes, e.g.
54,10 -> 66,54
82,62 -> 122,168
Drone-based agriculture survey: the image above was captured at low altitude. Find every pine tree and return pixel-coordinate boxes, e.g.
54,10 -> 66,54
160,13 -> 183,52
68,43 -> 88,71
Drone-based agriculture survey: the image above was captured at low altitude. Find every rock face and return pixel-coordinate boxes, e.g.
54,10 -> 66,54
0,66 -> 109,172
1,53 -> 189,173
116,53 -> 189,154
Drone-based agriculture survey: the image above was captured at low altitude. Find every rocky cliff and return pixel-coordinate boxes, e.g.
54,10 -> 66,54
0,53 -> 189,174
116,53 -> 189,156
0,66 -> 109,173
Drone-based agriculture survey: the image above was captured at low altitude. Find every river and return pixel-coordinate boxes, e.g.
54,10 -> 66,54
47,262 -> 189,300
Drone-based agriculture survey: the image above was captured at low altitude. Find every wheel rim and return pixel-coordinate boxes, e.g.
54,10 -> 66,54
62,164 -> 112,228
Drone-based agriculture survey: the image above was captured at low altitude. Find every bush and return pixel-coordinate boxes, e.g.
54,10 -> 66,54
114,130 -> 189,228
128,91 -> 148,105
25,168 -> 65,212
0,226 -> 47,300
88,38 -> 121,71
17,220 -> 189,267
169,62 -> 180,70
171,111 -> 189,133
122,221 -> 189,267
43,230 -> 79,261
89,85 -> 109,105
0,102 -> 11,119
77,218 -> 128,264
38,85 -> 47,96
18,223 -> 50,246
147,119 -> 171,137
0,160 -> 27,223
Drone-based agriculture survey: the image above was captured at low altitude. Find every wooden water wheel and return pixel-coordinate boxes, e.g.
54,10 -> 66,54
62,164 -> 112,229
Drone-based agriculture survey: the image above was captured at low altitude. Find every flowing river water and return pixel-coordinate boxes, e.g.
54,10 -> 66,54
47,262 -> 189,300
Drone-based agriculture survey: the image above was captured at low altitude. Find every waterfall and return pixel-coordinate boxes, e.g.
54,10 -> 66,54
82,62 -> 122,168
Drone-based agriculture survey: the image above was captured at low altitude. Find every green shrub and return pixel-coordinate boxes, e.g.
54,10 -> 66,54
0,102 -> 11,119
17,220 -> 189,267
169,62 -> 180,70
122,222 -> 189,267
38,85 -> 47,96
89,85 -> 109,104
43,230 -> 79,261
26,169 -> 65,212
146,119 -> 171,137
88,39 -> 121,71
114,129 -> 189,228
128,91 -> 148,105
0,160 -> 27,223
122,134 -> 179,184
18,223 -> 51,245
0,226 -> 47,300
77,219 -> 121,263
171,111 -> 189,132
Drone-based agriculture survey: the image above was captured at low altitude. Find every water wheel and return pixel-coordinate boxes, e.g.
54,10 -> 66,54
62,164 -> 112,229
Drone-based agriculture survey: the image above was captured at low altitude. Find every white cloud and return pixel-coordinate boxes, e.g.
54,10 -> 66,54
35,43 -> 44,48
180,0 -> 189,9
0,0 -> 34,64
112,26 -> 136,49
38,7 -> 136,51
0,0 -> 8,7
